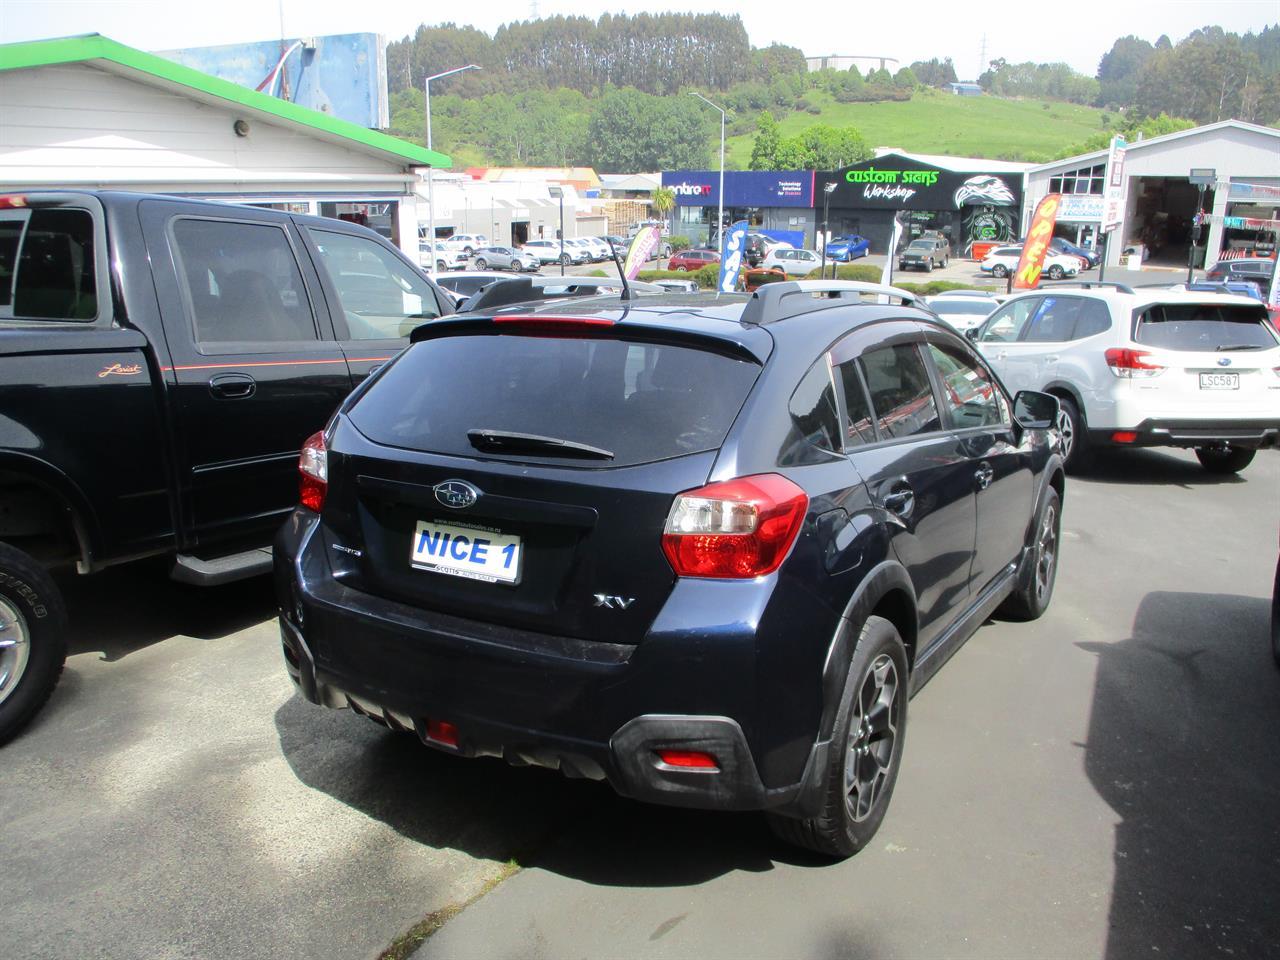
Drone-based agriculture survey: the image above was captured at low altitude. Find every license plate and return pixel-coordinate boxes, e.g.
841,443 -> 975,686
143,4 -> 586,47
1199,373 -> 1239,390
410,519 -> 521,584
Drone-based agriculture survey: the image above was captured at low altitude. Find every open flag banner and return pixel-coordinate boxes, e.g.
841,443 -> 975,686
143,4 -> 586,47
719,220 -> 749,293
1013,194 -> 1062,290
881,217 -> 903,291
622,226 -> 660,280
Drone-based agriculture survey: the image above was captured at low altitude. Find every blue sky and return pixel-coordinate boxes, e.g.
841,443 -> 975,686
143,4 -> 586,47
1,0 -> 1276,78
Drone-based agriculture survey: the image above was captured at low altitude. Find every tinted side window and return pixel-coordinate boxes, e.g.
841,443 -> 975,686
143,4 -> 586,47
980,298 -> 1040,343
927,342 -> 1005,429
0,213 -> 24,309
789,359 -> 841,452
311,230 -> 442,340
1024,296 -> 1084,342
836,361 -> 877,448
1072,299 -> 1112,339
859,343 -> 941,440
8,209 -> 97,321
172,219 -> 316,344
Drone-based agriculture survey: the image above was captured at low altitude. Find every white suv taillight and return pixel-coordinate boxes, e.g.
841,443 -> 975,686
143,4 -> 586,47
661,474 -> 808,579
1104,347 -> 1165,378
299,431 -> 327,512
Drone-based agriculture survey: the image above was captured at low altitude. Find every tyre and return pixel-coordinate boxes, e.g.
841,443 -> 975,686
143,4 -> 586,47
942,257 -> 949,268
675,265 -> 689,272
992,264 -> 1009,278
767,615 -> 908,858
1195,446 -> 1255,474
474,258 -> 488,270
559,253 -> 571,266
1271,558 -> 1279,669
925,261 -> 933,273
463,247 -> 474,257
1056,396 -> 1090,472
998,487 -> 1061,622
436,260 -> 446,272
1047,265 -> 1065,280
0,541 -> 68,745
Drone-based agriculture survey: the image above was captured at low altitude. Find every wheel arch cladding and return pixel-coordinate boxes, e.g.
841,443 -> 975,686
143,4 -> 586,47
819,561 -> 918,743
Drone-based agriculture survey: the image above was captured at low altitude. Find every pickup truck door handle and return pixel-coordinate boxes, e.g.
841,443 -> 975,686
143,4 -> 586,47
974,462 -> 995,490
877,479 -> 916,519
208,372 -> 256,400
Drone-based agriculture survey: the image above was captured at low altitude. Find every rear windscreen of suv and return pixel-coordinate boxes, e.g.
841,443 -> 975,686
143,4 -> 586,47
1133,302 -> 1278,351
349,333 -> 761,466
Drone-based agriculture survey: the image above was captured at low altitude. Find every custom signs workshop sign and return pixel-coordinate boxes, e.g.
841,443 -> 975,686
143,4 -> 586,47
1013,194 -> 1062,290
824,154 -> 1022,212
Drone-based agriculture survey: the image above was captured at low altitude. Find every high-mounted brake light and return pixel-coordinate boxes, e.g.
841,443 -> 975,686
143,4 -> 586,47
0,195 -> 28,210
661,474 -> 808,579
1104,347 -> 1165,378
298,431 -> 327,512
492,314 -> 617,335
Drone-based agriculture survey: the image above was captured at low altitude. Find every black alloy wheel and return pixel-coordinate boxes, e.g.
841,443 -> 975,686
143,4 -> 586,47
1047,265 -> 1065,280
998,486 -> 1062,622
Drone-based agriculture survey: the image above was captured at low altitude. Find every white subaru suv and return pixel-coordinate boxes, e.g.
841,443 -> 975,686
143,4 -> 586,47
970,281 -> 1280,473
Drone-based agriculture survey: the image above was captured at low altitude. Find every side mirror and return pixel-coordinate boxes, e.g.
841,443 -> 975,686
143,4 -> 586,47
965,326 -> 979,341
1013,390 -> 1060,431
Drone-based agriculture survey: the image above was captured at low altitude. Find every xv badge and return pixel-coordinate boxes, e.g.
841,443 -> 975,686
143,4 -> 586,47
593,594 -> 636,610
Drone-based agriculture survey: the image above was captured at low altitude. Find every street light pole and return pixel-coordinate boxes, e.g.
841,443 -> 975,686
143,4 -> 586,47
690,92 -> 726,254
548,185 -> 565,276
424,63 -> 480,275
821,182 -> 837,279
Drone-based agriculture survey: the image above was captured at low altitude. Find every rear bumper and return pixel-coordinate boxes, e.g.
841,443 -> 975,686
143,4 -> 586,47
1089,417 -> 1280,450
273,512 -> 821,814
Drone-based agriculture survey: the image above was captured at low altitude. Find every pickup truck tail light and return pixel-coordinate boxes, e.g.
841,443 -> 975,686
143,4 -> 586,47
1105,348 -> 1165,378
661,474 -> 807,579
299,431 -> 327,512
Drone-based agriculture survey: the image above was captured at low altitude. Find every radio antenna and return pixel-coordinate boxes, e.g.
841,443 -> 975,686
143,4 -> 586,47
607,238 -> 635,301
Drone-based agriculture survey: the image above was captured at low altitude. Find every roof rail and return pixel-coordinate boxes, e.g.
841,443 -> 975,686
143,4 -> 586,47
1037,280 -> 1136,295
739,280 -> 925,326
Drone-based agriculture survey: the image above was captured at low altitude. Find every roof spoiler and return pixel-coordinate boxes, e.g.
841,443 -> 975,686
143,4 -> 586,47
739,280 -> 925,326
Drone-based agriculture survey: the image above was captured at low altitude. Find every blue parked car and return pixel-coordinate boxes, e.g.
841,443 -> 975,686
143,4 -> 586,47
1049,236 -> 1100,269
825,235 -> 870,261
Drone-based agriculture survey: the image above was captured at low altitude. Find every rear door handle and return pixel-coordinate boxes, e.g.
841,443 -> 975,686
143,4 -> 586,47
975,462 -> 995,490
208,372 -> 256,400
878,482 -> 916,518
1044,355 -> 1060,363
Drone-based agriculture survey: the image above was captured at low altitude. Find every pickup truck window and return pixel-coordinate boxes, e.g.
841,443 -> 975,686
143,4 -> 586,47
310,229 -> 442,339
0,208 -> 97,321
171,218 -> 318,345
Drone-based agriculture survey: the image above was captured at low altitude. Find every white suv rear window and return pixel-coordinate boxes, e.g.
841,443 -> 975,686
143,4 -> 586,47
1133,302 -> 1277,352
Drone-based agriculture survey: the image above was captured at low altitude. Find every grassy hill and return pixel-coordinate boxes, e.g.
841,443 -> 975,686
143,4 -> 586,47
724,88 -> 1109,167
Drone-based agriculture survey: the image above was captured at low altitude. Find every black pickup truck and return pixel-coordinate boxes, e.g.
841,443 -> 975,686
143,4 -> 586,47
0,191 -> 454,742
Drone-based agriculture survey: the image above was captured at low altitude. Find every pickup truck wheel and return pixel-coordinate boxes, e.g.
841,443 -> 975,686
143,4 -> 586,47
992,264 -> 1009,278
767,615 -> 908,859
998,488 -> 1061,622
0,542 -> 68,745
1195,446 -> 1255,474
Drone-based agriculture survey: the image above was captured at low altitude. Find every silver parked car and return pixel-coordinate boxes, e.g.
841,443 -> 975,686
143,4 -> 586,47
472,246 -> 539,272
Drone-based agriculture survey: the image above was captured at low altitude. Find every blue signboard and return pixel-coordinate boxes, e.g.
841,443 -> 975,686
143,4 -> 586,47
158,33 -> 388,129
663,171 -> 815,208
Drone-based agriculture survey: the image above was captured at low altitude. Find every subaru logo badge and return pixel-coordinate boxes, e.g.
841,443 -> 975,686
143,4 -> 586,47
433,480 -> 480,509
1217,357 -> 1232,367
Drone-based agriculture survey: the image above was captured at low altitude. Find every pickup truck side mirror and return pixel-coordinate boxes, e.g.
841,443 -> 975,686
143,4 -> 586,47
1013,390 -> 1060,431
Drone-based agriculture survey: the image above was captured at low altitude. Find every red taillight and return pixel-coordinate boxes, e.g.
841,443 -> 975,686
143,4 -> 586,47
1111,431 -> 1138,444
425,719 -> 459,747
298,430 -> 327,512
1104,347 -> 1165,378
492,315 -> 617,335
0,195 -> 27,209
656,749 -> 719,770
661,474 -> 808,579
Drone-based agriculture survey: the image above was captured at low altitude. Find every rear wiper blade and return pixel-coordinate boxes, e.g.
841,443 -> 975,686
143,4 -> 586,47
1216,344 -> 1265,351
467,428 -> 614,460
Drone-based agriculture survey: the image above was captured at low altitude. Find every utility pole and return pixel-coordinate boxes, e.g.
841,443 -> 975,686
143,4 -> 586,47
978,34 -> 988,79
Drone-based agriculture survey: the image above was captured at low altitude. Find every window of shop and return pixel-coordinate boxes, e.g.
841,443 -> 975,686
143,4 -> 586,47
1049,164 -> 1105,196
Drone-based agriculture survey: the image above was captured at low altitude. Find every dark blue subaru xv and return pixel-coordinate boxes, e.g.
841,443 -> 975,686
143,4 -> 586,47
275,279 -> 1065,858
